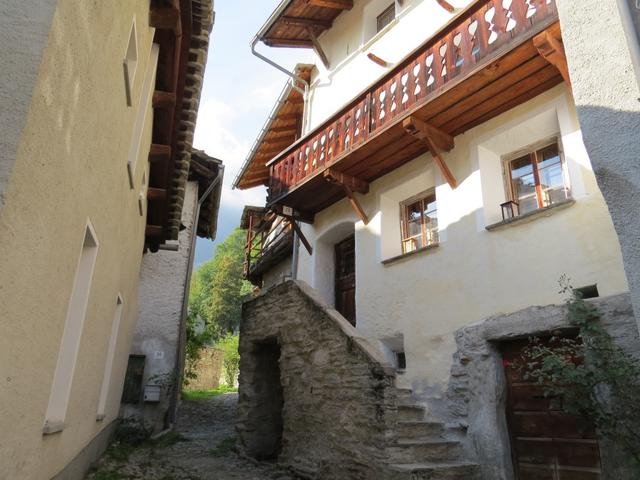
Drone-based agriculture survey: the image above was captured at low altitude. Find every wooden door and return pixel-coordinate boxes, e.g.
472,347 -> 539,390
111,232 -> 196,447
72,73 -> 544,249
502,339 -> 602,479
334,235 -> 356,326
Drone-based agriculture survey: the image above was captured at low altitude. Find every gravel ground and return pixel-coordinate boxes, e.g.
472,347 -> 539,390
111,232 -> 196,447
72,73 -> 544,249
87,393 -> 294,480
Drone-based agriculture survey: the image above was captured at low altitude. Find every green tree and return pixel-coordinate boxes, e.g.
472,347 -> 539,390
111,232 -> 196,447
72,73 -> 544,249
184,228 -> 252,382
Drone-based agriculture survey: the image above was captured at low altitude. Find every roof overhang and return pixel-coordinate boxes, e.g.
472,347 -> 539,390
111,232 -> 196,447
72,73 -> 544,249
256,0 -> 352,49
189,150 -> 224,240
233,64 -> 313,190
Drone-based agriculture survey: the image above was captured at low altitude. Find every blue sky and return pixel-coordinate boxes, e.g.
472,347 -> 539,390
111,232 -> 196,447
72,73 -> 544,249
192,1 -> 312,266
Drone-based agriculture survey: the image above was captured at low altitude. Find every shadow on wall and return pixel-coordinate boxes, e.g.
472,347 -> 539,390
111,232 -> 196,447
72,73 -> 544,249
312,221 -> 355,308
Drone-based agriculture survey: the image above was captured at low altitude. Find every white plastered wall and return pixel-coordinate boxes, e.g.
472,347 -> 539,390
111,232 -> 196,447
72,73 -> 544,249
305,0 -> 475,133
296,86 -> 629,400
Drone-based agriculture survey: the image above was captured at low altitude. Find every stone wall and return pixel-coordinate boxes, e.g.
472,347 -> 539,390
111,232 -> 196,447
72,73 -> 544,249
183,347 -> 224,392
237,280 -> 397,479
447,293 -> 640,480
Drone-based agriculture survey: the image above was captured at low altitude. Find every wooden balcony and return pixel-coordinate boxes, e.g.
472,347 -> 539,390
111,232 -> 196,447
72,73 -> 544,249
266,0 -> 566,217
242,208 -> 294,286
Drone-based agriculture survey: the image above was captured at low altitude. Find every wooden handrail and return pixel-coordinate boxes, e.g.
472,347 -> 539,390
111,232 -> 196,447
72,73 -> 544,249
266,0 -> 557,203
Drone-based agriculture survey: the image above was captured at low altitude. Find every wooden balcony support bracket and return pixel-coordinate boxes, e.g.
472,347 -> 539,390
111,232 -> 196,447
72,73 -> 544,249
306,0 -> 353,9
402,116 -> 458,189
435,0 -> 455,13
306,27 -> 330,70
289,219 -> 313,255
533,28 -> 571,89
323,169 -> 370,224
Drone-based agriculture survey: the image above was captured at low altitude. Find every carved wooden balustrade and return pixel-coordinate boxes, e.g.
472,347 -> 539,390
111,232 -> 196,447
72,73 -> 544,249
267,0 -> 558,204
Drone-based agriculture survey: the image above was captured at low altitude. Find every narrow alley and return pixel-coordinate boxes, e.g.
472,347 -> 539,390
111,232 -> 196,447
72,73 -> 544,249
87,394 -> 293,480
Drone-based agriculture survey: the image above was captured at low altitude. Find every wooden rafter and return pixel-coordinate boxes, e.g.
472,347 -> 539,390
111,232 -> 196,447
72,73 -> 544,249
149,144 -> 171,163
306,27 -> 330,69
367,53 -> 388,67
533,28 -> 571,89
265,38 -> 314,48
324,169 -> 370,224
281,16 -> 333,29
306,0 -> 353,9
403,116 -> 458,189
147,188 -> 167,201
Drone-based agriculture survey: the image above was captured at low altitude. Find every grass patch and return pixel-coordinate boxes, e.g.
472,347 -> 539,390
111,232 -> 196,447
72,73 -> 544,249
181,385 -> 237,401
209,436 -> 237,456
105,441 -> 137,463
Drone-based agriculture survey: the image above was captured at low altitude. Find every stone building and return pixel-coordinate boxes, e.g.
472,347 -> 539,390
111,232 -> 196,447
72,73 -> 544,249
235,0 -> 640,478
123,151 -> 223,432
0,0 -> 215,478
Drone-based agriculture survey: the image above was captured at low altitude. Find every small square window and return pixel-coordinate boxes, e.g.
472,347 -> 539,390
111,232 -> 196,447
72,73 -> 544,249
400,190 -> 438,254
504,141 -> 570,216
395,351 -> 407,370
376,4 -> 396,33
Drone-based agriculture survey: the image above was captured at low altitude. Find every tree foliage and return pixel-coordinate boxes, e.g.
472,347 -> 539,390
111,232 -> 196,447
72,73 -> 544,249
218,334 -> 240,387
519,277 -> 640,467
184,228 -> 252,383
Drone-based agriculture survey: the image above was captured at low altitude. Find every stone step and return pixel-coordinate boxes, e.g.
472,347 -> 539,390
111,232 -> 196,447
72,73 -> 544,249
395,388 -> 414,403
395,421 -> 446,440
386,462 -> 480,480
397,404 -> 425,421
387,439 -> 461,463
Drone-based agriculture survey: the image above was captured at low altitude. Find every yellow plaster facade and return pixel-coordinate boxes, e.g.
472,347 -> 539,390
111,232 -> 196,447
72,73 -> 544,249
0,1 -> 157,477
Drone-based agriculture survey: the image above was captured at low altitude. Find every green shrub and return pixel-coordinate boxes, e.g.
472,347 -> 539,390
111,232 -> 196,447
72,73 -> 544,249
217,334 -> 240,387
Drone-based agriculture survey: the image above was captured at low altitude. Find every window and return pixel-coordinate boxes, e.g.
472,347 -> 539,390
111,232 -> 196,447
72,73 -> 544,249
376,3 -> 396,33
97,296 -> 124,420
395,351 -> 407,370
121,355 -> 145,404
400,191 -> 438,254
505,142 -> 570,216
123,19 -> 138,106
44,222 -> 99,434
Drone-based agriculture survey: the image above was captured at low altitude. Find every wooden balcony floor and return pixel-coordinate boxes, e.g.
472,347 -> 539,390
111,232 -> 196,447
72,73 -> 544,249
272,21 -> 563,214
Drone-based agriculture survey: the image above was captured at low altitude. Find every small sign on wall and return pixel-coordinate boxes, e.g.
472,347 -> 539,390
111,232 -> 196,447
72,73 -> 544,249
143,384 -> 161,403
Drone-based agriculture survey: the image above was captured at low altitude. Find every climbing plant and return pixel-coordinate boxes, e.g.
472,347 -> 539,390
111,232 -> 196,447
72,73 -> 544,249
519,277 -> 640,466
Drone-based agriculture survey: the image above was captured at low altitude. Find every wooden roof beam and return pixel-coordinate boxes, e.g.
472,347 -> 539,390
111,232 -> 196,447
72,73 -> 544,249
147,188 -> 167,201
281,16 -> 333,29
145,225 -> 164,237
270,204 -> 315,224
324,169 -> 370,224
265,38 -> 314,48
403,116 -> 458,189
307,0 -> 353,10
533,28 -> 571,89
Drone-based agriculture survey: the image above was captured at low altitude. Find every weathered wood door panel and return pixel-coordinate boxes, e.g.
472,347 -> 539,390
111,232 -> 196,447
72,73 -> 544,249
502,339 -> 602,479
335,234 -> 356,326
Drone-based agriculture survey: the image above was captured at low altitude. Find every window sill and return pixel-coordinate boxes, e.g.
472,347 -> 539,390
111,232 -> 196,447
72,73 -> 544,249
43,421 -> 65,436
382,243 -> 439,266
485,199 -> 575,231
96,414 -> 106,422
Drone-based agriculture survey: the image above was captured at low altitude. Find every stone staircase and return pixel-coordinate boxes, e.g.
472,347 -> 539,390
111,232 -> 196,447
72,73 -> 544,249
384,388 -> 481,480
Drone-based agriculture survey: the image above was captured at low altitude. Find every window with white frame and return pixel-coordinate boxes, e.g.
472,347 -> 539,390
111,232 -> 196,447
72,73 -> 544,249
44,222 -> 99,434
503,140 -> 570,216
400,190 -> 438,253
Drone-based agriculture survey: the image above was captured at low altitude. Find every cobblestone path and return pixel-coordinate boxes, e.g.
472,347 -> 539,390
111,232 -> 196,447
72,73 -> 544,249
87,393 -> 293,480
